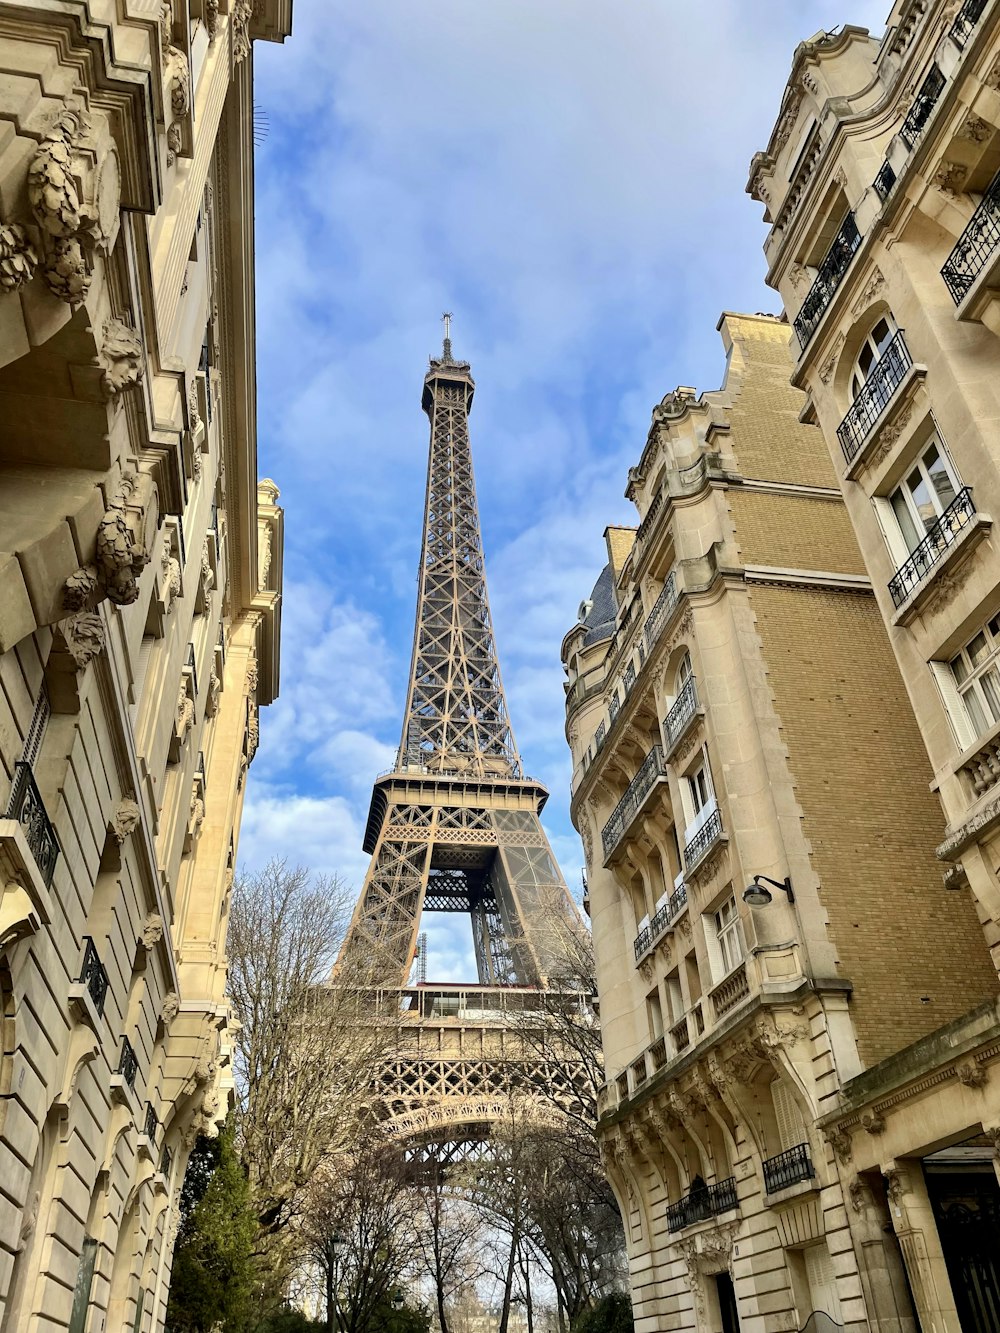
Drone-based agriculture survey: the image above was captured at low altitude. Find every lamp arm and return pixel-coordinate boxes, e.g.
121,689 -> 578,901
754,875 -> 795,903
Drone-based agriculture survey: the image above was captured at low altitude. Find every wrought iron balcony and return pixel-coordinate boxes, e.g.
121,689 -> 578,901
887,488 -> 977,607
763,1142 -> 815,1194
873,160 -> 896,203
900,65 -> 946,150
666,1176 -> 740,1233
683,805 -> 723,870
837,331 -> 913,462
162,1147 -> 173,1180
6,762 -> 59,888
941,168 -> 1000,304
117,1036 -> 139,1090
78,937 -> 110,1017
951,0 -> 988,47
594,720 -> 606,751
793,213 -> 862,348
710,961 -> 750,1019
602,745 -> 666,859
663,676 -> 699,754
634,880 -> 688,961
144,1103 -> 159,1143
608,692 -> 620,723
644,574 -> 679,653
623,662 -> 636,696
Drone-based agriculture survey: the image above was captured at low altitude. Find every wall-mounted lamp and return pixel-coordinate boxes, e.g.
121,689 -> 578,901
742,875 -> 795,908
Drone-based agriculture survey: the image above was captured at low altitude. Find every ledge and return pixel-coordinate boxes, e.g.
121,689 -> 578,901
0,820 -> 54,949
110,1074 -> 140,1113
765,1174 -> 821,1208
953,242 -> 1000,327
68,984 -> 105,1033
890,512 -> 992,627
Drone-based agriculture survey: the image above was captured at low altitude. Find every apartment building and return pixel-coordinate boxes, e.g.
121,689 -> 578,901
563,313 -> 996,1333
0,0 -> 288,1327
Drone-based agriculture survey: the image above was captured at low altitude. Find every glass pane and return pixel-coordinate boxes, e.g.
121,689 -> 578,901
925,444 -> 957,511
858,343 -> 874,378
872,317 -> 891,352
951,654 -> 969,685
968,632 -> 990,667
963,685 -> 989,737
891,488 -> 921,552
906,468 -> 939,533
981,668 -> 1000,725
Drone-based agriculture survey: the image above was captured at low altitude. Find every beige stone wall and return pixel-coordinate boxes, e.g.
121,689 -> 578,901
0,0 -> 288,1328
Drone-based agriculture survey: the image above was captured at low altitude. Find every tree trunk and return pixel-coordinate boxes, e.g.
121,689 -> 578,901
326,1258 -> 336,1333
498,1219 -> 520,1333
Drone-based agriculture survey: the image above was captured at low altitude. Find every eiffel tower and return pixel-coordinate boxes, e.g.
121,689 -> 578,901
342,318 -> 584,1159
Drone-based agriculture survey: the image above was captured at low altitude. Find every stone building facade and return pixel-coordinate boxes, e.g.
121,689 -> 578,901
745,1 -> 1000,1329
562,313 -> 998,1332
0,0 -> 288,1327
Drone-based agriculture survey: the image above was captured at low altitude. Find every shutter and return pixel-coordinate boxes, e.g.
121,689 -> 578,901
771,1080 -> 806,1152
929,659 -> 977,751
804,1243 -> 842,1323
872,495 -> 910,568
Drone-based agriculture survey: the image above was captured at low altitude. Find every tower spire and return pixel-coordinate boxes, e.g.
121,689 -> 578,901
441,311 -> 453,362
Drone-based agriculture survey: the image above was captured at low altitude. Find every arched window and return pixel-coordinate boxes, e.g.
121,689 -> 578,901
850,314 -> 898,398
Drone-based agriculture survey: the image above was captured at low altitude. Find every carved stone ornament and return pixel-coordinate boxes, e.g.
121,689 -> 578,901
26,104 -> 120,304
862,1109 -> 886,1136
188,794 -> 205,844
100,317 -> 143,398
201,540 -> 215,596
931,161 -> 967,196
638,956 -> 654,984
986,56 -> 1000,93
141,913 -> 164,951
956,1061 -> 986,1089
176,683 -> 196,741
161,990 -> 181,1026
863,401 -> 913,471
883,1168 -> 906,1207
165,46 -> 190,119
825,1125 -> 853,1165
111,796 -> 141,845
64,471 -> 156,611
247,699 -> 260,765
580,821 -> 593,867
678,914 -> 693,940
959,115 -> 991,144
205,0 -> 219,39
818,334 -> 845,385
246,654 -> 259,695
852,268 -> 885,317
58,611 -> 106,668
849,1176 -> 870,1213
161,535 -> 181,614
166,123 -> 182,170
231,0 -> 253,61
206,670 -> 221,718
259,524 -> 272,587
0,223 -> 39,292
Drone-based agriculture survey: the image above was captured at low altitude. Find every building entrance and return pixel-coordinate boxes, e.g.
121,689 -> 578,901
926,1148 -> 1000,1333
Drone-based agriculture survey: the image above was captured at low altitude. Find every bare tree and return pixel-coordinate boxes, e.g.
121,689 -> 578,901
227,860 -> 395,1245
409,1171 -> 486,1333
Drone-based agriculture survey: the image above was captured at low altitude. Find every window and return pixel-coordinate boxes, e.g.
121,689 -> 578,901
664,969 -> 683,1024
646,988 -> 663,1041
885,438 -> 960,556
802,1243 -> 843,1326
950,616 -> 1000,737
850,315 -> 897,397
713,896 -> 745,977
771,1079 -> 807,1152
676,651 -> 693,690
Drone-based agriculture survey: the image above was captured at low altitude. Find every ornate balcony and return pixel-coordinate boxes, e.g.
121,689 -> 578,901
683,805 -> 723,871
662,676 -> 699,756
5,762 -> 59,888
669,1014 -> 691,1055
887,488 -> 977,608
941,169 -> 1000,305
649,1036 -> 667,1071
78,937 -> 110,1017
960,726 -> 1000,798
602,745 -> 666,860
900,65 -> 946,150
117,1036 -> 139,1090
666,1176 -> 739,1233
873,160 -> 896,203
634,880 -> 688,962
837,331 -> 913,463
710,961 -> 750,1019
644,574 -> 679,653
951,0 -> 988,47
793,213 -> 861,348
763,1142 -> 815,1194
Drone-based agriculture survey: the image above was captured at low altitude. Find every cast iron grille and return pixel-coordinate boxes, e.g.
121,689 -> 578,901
836,330 -> 913,461
951,0 -> 988,46
186,642 -> 198,697
144,1103 -> 158,1142
633,923 -> 652,961
683,806 -> 723,870
887,488 -> 976,606
793,213 -> 862,348
941,168 -> 1000,303
117,1036 -> 139,1090
602,745 -> 666,858
162,1147 -> 173,1179
78,937 -> 109,1017
707,1176 -> 739,1214
594,720 -> 606,752
900,65 -> 946,149
663,676 -> 698,752
635,881 -> 688,960
763,1142 -> 815,1193
873,160 -> 896,202
644,573 -> 679,652
608,692 -> 620,723
666,1177 -> 740,1232
6,761 -> 59,888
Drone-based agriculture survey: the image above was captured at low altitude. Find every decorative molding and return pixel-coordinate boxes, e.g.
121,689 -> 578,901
0,223 -> 38,292
861,1110 -> 885,1136
956,1061 -> 986,1089
111,797 -> 141,845
825,1125 -> 853,1165
851,268 -> 885,317
100,317 -> 143,398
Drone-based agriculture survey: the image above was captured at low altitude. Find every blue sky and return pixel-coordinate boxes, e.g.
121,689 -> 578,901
241,0 -> 890,981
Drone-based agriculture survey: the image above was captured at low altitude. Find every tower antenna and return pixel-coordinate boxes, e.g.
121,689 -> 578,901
442,311 -> 453,361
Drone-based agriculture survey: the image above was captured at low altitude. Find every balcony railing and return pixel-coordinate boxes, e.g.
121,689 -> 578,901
78,937 -> 110,1017
666,1176 -> 740,1233
117,1036 -> 139,1090
669,1015 -> 691,1055
887,488 -> 977,607
602,745 -> 666,858
594,720 -> 606,752
162,1147 -> 174,1180
634,881 -> 688,961
636,489 -> 664,544
609,692 -> 620,723
644,574 -> 679,653
763,1142 -> 815,1194
793,213 -> 861,348
873,159 -> 897,203
951,0 -> 988,47
683,805 -> 723,870
941,168 -> 1000,304
900,65 -> 946,150
186,642 -> 198,697
144,1103 -> 159,1142
711,961 -> 750,1019
663,676 -> 699,753
6,761 -> 59,888
649,1036 -> 667,1071
836,330 -> 913,462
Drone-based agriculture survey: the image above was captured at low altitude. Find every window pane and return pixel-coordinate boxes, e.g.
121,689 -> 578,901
925,445 -> 957,511
963,685 -> 989,737
891,488 -> 921,552
872,317 -> 891,352
906,469 -> 939,533
981,669 -> 1000,725
969,633 -> 990,668
951,654 -> 969,685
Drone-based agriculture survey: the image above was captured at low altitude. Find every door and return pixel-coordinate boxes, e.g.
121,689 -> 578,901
926,1168 -> 1000,1333
715,1271 -> 740,1333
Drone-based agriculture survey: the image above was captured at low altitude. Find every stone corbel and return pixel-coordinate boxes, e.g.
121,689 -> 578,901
111,797 -> 141,846
99,317 -> 144,399
64,470 -> 159,613
46,612 -> 107,712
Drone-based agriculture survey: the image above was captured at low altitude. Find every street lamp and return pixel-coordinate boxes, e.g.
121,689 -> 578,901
742,874 -> 795,908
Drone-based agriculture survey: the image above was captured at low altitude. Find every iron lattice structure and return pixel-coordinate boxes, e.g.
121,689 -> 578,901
340,329 -> 587,1167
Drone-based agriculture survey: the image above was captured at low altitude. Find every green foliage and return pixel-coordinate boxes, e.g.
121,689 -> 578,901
254,1306 -> 326,1333
572,1292 -> 634,1333
165,1120 -> 257,1333
366,1299 -> 432,1333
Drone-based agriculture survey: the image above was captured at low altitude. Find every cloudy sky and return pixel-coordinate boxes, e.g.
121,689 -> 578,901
242,0 -> 890,981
